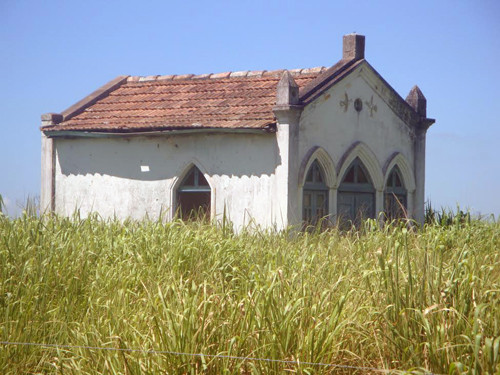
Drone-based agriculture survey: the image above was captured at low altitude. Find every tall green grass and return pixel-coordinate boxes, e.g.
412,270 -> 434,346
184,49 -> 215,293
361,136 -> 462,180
0,213 -> 499,374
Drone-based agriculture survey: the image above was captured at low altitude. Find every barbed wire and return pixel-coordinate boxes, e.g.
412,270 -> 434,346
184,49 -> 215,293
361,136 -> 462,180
0,340 -> 439,374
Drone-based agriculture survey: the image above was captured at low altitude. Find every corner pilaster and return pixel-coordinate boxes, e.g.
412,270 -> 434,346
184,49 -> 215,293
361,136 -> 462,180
41,133 -> 55,213
272,71 -> 304,229
413,126 -> 428,225
273,107 -> 302,229
406,86 -> 435,225
40,113 -> 60,214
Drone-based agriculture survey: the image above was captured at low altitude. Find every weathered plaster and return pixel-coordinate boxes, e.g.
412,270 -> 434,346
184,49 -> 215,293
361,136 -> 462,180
53,133 -> 280,229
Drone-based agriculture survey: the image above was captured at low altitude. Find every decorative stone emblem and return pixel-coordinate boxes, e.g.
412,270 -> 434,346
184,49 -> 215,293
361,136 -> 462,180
365,95 -> 378,117
339,92 -> 352,112
354,98 -> 363,112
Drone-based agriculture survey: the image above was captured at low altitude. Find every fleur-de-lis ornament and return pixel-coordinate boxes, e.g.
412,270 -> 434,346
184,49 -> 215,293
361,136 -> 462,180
365,95 -> 377,117
339,92 -> 352,112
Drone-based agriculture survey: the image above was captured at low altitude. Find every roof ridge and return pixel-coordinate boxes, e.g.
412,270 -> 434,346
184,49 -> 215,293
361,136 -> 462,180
127,67 -> 327,83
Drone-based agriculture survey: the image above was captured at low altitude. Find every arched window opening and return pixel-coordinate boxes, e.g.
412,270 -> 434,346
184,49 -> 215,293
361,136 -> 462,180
338,157 -> 375,228
384,166 -> 407,220
177,166 -> 211,220
303,160 -> 329,225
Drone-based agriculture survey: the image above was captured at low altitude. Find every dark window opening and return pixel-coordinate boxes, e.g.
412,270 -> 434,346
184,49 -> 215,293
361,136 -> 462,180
343,166 -> 355,183
177,166 -> 211,220
303,160 -> 329,226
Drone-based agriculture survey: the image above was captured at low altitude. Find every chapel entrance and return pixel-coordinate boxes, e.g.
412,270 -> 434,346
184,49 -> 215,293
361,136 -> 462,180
337,157 -> 375,228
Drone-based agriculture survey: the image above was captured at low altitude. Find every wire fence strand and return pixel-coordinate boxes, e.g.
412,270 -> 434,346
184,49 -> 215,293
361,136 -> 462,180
0,340 -> 440,374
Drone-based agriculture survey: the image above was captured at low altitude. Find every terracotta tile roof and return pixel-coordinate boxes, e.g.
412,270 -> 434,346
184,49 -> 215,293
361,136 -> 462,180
41,34 -> 433,134
43,68 -> 327,133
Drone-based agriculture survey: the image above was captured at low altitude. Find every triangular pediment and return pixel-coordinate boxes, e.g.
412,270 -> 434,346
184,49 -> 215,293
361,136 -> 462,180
300,59 -> 430,129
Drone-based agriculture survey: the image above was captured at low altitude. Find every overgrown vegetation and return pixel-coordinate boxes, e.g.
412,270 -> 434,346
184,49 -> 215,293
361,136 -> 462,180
0,212 -> 499,374
424,203 -> 474,227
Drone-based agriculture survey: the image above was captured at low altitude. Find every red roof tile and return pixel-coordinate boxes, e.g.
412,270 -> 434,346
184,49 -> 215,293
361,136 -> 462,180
44,69 -> 326,133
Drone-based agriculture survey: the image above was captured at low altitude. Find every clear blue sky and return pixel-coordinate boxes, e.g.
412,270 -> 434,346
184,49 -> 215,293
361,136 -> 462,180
1,0 -> 499,217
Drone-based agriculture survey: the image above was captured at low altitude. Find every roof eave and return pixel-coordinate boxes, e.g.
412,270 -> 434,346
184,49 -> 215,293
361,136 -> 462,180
42,125 -> 276,138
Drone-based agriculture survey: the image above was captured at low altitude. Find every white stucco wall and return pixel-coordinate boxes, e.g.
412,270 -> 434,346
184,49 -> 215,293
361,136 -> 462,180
53,132 -> 281,228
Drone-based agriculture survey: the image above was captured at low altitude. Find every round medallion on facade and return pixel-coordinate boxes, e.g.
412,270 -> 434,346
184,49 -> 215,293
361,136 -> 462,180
354,98 -> 363,112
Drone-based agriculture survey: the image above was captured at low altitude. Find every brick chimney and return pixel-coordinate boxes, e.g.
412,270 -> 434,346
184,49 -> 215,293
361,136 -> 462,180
343,34 -> 365,61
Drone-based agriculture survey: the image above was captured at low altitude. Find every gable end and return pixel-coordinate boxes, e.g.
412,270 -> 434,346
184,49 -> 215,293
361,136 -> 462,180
359,62 -> 434,129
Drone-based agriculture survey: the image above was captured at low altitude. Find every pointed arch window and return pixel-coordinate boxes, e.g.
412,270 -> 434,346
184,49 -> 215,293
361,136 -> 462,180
338,158 -> 375,227
303,160 -> 329,225
177,166 -> 211,220
384,166 -> 407,219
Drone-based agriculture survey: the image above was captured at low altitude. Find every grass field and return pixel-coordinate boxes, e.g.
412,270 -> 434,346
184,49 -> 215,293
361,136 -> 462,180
0,211 -> 499,374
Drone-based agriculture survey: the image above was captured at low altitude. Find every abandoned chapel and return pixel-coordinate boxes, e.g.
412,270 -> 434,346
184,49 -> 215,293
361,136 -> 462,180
40,34 -> 435,229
